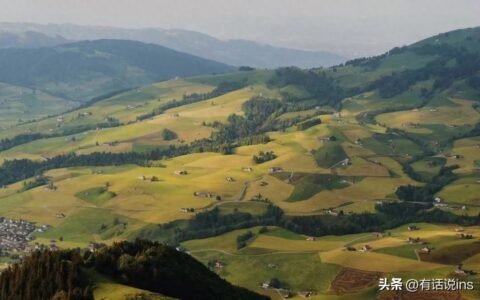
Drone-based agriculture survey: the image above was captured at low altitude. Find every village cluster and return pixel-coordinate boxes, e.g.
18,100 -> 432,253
0,217 -> 53,262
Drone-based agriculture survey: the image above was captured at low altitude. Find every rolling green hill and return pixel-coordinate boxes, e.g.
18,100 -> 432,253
0,39 -> 233,126
0,39 -> 233,102
0,82 -> 76,127
331,26 -> 480,99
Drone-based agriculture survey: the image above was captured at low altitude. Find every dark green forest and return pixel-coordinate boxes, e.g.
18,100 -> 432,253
0,240 -> 268,300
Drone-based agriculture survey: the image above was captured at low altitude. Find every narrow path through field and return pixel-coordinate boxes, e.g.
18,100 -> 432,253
200,176 -> 264,211
414,249 -> 421,261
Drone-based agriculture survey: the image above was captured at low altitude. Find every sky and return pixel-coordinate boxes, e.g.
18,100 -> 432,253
1,0 -> 479,56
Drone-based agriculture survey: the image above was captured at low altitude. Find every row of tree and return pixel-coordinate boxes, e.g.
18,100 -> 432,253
395,165 -> 459,203
149,198 -> 480,247
159,205 -> 284,244
0,118 -> 121,152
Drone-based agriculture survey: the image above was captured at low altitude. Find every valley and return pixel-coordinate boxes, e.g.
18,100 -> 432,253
0,27 -> 479,299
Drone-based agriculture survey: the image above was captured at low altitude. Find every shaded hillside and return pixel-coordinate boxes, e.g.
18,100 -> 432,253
0,39 -> 233,102
0,240 -> 268,300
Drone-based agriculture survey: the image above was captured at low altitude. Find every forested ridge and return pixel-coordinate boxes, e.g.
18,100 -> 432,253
0,240 -> 268,300
0,251 -> 93,300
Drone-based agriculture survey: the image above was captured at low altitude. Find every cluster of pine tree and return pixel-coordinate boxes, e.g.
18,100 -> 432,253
0,240 -> 268,300
0,250 -> 93,300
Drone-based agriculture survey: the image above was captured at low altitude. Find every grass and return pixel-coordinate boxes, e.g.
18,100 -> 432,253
410,157 -> 446,181
264,227 -> 306,240
183,227 -> 263,253
182,223 -> 480,298
374,243 -> 419,260
283,173 -> 353,202
444,137 -> 480,175
313,142 -> 349,169
320,249 -> 444,273
362,133 -> 424,157
438,176 -> 480,205
188,70 -> 273,86
0,79 -> 214,140
37,207 -> 146,244
89,269 -> 173,300
217,201 -> 269,216
75,186 -> 116,206
1,66 -> 480,298
249,235 -> 344,252
0,82 -> 75,127
268,176 -> 413,215
0,84 -> 255,162
191,251 -> 342,296
376,98 -> 480,130
420,241 -> 480,265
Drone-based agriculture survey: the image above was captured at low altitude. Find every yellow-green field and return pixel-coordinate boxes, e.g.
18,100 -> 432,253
0,76 -> 472,246
90,270 -> 173,300
1,70 -> 480,300
376,98 -> 480,131
445,137 -> 480,174
0,85 -> 257,162
0,79 -> 214,139
182,224 -> 480,299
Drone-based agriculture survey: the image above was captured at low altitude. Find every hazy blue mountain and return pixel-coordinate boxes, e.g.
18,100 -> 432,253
0,30 -> 68,48
0,39 -> 233,102
0,22 -> 345,68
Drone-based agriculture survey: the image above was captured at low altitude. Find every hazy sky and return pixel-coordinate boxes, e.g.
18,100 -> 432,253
1,0 -> 479,56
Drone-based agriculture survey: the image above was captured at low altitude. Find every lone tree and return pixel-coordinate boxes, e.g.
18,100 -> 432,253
162,128 -> 178,141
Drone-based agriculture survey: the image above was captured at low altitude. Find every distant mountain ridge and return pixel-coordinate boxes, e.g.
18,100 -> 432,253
0,30 -> 68,48
0,22 -> 345,68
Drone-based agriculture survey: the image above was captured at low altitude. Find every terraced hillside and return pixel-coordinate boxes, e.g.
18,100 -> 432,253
0,27 -> 479,299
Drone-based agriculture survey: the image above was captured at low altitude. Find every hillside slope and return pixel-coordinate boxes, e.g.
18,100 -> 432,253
0,82 -> 76,128
330,26 -> 480,96
0,39 -> 233,103
0,240 -> 267,300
